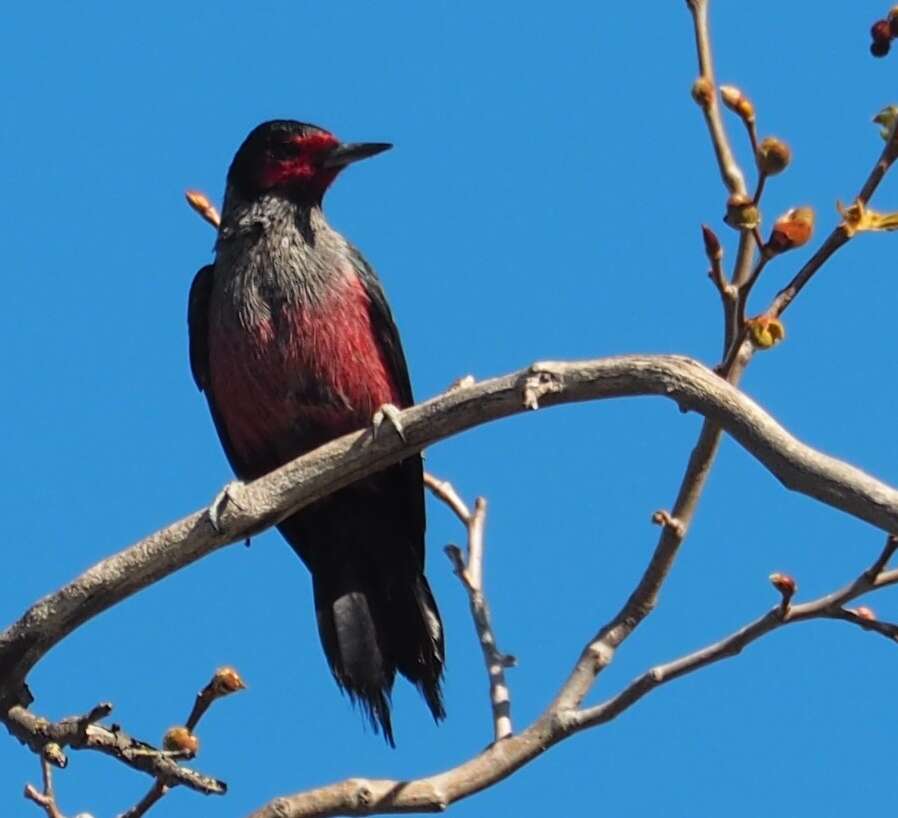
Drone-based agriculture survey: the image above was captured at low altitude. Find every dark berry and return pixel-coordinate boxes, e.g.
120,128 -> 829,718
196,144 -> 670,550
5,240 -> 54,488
872,38 -> 891,57
890,15 -> 898,38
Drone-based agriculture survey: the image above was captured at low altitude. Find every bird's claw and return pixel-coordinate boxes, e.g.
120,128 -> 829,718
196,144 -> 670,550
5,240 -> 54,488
208,480 -> 246,534
372,403 -> 406,442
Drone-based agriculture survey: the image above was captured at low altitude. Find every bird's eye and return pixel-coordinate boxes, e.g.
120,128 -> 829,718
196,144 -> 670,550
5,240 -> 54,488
269,140 -> 296,160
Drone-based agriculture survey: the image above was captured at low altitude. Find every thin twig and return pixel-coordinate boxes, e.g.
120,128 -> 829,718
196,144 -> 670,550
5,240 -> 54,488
118,780 -> 167,818
427,474 -> 514,742
577,555 -> 898,730
752,171 -> 767,205
770,122 -> 898,319
867,534 -> 898,579
423,473 -> 471,522
118,667 -> 244,818
24,755 -> 67,818
686,0 -> 748,195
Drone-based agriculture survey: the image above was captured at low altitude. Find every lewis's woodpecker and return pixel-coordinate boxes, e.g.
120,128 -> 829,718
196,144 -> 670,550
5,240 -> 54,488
188,120 -> 445,744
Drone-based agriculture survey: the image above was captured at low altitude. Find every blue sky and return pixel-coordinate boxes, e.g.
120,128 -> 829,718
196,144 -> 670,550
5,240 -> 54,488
3,2 -> 898,816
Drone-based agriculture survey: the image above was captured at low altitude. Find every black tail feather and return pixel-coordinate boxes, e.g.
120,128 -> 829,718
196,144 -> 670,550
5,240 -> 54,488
281,483 -> 446,744
314,585 -> 397,745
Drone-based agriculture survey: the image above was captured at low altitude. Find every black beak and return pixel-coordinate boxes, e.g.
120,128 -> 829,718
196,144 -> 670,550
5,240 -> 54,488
323,141 -> 393,169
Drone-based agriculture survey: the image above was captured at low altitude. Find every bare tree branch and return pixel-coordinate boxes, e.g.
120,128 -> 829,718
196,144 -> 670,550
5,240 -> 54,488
244,536 -> 898,818
425,474 -> 514,742
4,354 -> 898,706
577,536 -> 898,729
5,704 -> 225,796
686,0 -> 747,196
24,750 -> 69,818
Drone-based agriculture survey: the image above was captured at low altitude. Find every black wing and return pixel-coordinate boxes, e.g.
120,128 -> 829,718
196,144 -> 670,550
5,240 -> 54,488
187,265 -> 214,392
349,246 -> 427,566
187,264 -> 252,477
350,249 -> 415,408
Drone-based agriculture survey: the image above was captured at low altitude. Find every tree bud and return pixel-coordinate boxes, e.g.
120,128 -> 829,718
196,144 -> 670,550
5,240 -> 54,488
756,137 -> 791,175
720,85 -> 755,123
748,316 -> 785,349
767,207 -> 814,254
724,194 -> 760,230
163,726 -> 199,755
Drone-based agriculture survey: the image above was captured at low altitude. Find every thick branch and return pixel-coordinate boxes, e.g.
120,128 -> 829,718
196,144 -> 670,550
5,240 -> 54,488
4,355 -> 898,693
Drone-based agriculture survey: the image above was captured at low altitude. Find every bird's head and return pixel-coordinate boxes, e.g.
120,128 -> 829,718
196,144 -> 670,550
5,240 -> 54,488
227,120 -> 391,204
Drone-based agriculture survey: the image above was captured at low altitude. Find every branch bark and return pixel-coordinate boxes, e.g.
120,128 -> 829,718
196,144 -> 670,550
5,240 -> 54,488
4,354 -> 898,702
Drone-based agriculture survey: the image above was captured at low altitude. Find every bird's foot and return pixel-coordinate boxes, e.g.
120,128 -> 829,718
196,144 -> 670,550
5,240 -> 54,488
208,480 -> 246,534
372,403 -> 407,442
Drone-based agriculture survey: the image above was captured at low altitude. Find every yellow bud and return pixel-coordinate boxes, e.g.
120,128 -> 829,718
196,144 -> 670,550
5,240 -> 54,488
185,189 -> 221,229
691,77 -> 714,109
873,105 -> 898,141
724,194 -> 760,230
756,137 -> 791,175
837,200 -> 898,235
720,85 -> 755,123
163,726 -> 199,755
212,666 -> 247,696
42,742 -> 67,768
748,316 -> 785,349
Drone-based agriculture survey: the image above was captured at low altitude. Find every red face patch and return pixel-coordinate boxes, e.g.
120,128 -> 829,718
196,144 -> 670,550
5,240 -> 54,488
259,131 -> 340,193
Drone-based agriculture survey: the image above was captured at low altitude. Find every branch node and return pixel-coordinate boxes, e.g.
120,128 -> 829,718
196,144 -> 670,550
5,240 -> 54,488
867,534 -> 898,580
522,365 -> 563,410
42,743 -> 67,769
651,509 -> 685,537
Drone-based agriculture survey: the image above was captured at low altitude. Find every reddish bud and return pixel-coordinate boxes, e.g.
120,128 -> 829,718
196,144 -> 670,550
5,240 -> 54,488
701,224 -> 723,261
769,572 -> 797,596
854,605 -> 876,621
767,207 -> 814,254
872,19 -> 892,43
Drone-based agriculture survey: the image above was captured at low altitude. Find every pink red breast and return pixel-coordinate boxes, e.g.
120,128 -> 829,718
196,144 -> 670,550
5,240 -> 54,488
208,273 -> 401,474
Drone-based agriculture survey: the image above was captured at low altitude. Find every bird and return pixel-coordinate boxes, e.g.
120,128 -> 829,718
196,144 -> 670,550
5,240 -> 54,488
187,119 -> 445,745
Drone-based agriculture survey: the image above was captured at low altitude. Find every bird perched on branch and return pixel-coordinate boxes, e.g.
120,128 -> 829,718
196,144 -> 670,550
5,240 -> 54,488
187,120 -> 445,744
